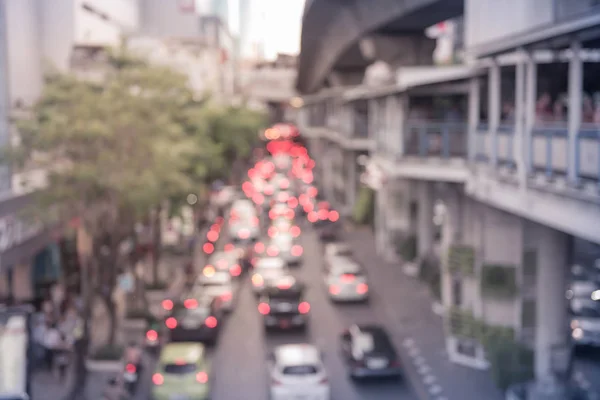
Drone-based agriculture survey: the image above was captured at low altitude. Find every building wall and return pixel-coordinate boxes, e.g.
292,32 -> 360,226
139,0 -> 201,39
75,0 -> 139,46
38,0 -> 76,72
464,0 -> 554,49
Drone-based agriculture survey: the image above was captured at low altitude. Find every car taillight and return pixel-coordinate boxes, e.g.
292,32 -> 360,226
204,316 -> 218,329
162,299 -> 173,310
196,371 -> 208,383
152,373 -> 164,385
267,246 -> 279,256
184,299 -> 198,309
224,243 -> 234,251
307,211 -> 318,223
165,317 -> 177,329
329,285 -> 340,295
252,216 -> 260,226
329,210 -> 340,222
298,301 -> 310,314
221,292 -> 233,301
268,227 -> 277,237
341,274 -> 355,283
126,363 -> 136,373
318,209 -> 328,220
252,274 -> 264,286
291,245 -> 303,257
258,303 -> 271,315
146,330 -> 158,341
290,226 -> 301,237
356,283 -> 369,294
255,242 -> 265,253
230,264 -> 242,277
203,242 -> 214,254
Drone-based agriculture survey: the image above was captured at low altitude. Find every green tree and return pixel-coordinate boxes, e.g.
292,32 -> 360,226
12,48 -> 211,398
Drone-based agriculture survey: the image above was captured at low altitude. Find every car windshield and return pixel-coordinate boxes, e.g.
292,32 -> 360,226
164,363 -> 197,375
282,365 -> 318,375
172,304 -> 210,319
358,329 -> 396,355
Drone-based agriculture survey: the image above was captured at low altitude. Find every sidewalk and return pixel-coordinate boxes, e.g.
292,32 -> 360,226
343,226 -> 504,400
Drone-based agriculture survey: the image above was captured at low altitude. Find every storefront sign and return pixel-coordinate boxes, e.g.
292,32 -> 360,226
0,215 -> 43,254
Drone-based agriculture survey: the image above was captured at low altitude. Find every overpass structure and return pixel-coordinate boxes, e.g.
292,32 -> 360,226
296,0 -> 600,398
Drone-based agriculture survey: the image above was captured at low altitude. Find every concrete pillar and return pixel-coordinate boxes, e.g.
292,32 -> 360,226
346,151 -> 357,212
534,225 -> 569,381
524,50 -> 537,176
488,60 -> 501,166
417,180 -> 435,259
375,187 -> 387,255
567,40 -> 582,184
468,77 -> 480,162
514,50 -> 526,189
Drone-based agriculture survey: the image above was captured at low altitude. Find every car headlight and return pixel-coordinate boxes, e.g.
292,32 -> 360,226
571,320 -> 579,330
572,328 -> 584,340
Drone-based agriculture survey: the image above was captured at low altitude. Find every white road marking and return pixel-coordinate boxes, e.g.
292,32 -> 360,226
412,355 -> 426,366
428,384 -> 443,395
416,364 -> 431,375
408,347 -> 420,357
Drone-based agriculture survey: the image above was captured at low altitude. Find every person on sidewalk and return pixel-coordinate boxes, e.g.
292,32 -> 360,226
42,322 -> 62,371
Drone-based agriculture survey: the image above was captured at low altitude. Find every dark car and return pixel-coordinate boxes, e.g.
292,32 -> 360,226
341,324 -> 403,380
257,276 -> 310,332
166,294 -> 224,345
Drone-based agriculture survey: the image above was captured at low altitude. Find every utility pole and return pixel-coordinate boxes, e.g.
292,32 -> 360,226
0,0 -> 12,193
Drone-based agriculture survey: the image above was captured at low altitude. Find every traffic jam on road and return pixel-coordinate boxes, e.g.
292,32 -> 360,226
138,123 -> 415,400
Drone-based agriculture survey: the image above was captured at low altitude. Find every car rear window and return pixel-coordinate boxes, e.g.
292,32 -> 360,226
358,331 -> 396,354
164,363 -> 197,374
282,365 -> 318,375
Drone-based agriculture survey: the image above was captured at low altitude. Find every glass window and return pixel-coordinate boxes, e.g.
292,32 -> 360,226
164,363 -> 197,374
282,365 -> 318,375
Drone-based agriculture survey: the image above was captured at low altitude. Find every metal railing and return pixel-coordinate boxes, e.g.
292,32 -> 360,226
404,121 -> 468,158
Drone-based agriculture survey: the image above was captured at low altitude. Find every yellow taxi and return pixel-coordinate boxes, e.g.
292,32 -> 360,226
151,342 -> 211,400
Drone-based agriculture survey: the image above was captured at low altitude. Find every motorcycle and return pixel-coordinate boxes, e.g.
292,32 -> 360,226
123,361 -> 141,394
144,319 -> 163,355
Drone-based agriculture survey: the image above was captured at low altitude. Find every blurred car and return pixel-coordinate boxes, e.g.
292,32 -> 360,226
314,219 -> 339,241
196,265 -> 232,286
258,276 -> 309,331
194,270 -> 235,313
207,250 -> 243,278
325,256 -> 369,302
340,324 -> 403,380
324,242 -> 353,258
228,200 -> 260,241
166,294 -> 224,344
151,342 -> 211,400
268,344 -> 330,400
251,257 -> 289,295
568,280 -> 600,347
267,233 -> 303,266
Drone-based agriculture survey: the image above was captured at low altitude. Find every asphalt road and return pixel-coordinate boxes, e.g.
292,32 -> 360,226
134,224 -> 416,400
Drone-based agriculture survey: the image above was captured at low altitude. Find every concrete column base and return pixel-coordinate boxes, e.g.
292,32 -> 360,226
526,378 -> 569,400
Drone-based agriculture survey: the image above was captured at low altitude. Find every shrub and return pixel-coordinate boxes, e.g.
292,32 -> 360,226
351,186 -> 374,225
482,328 -> 534,391
397,235 -> 417,262
447,245 -> 475,275
481,264 -> 517,298
90,344 -> 124,361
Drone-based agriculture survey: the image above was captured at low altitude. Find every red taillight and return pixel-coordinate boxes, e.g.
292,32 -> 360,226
224,243 -> 234,251
162,299 -> 173,311
252,216 -> 260,226
230,264 -> 242,277
267,246 -> 279,256
221,292 -> 232,301
269,210 -> 277,220
318,209 -> 328,220
298,301 -> 310,314
287,197 -> 298,208
356,283 -> 369,294
146,329 -> 158,341
203,242 -> 214,254
204,316 -> 218,328
307,212 -> 318,223
307,187 -> 317,197
255,242 -> 265,253
341,274 -> 355,283
268,227 -> 277,238
290,226 -> 301,237
258,302 -> 270,315
165,317 -> 177,329
196,371 -> 208,383
207,230 -> 219,242
329,285 -> 340,295
329,210 -> 340,222
291,245 -> 303,257
184,299 -> 198,309
285,209 -> 295,219
126,363 -> 136,373
152,373 -> 164,385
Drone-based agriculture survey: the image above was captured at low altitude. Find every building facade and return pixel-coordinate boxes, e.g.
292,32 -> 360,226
297,0 -> 600,395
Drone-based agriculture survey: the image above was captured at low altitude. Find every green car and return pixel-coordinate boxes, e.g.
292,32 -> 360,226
151,342 -> 211,400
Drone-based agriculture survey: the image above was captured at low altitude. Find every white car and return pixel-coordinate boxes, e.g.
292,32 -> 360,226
197,266 -> 231,286
208,251 -> 243,278
268,233 -> 303,265
268,344 -> 330,400
324,242 -> 353,258
252,257 -> 289,295
195,280 -> 235,313
324,257 -> 369,302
